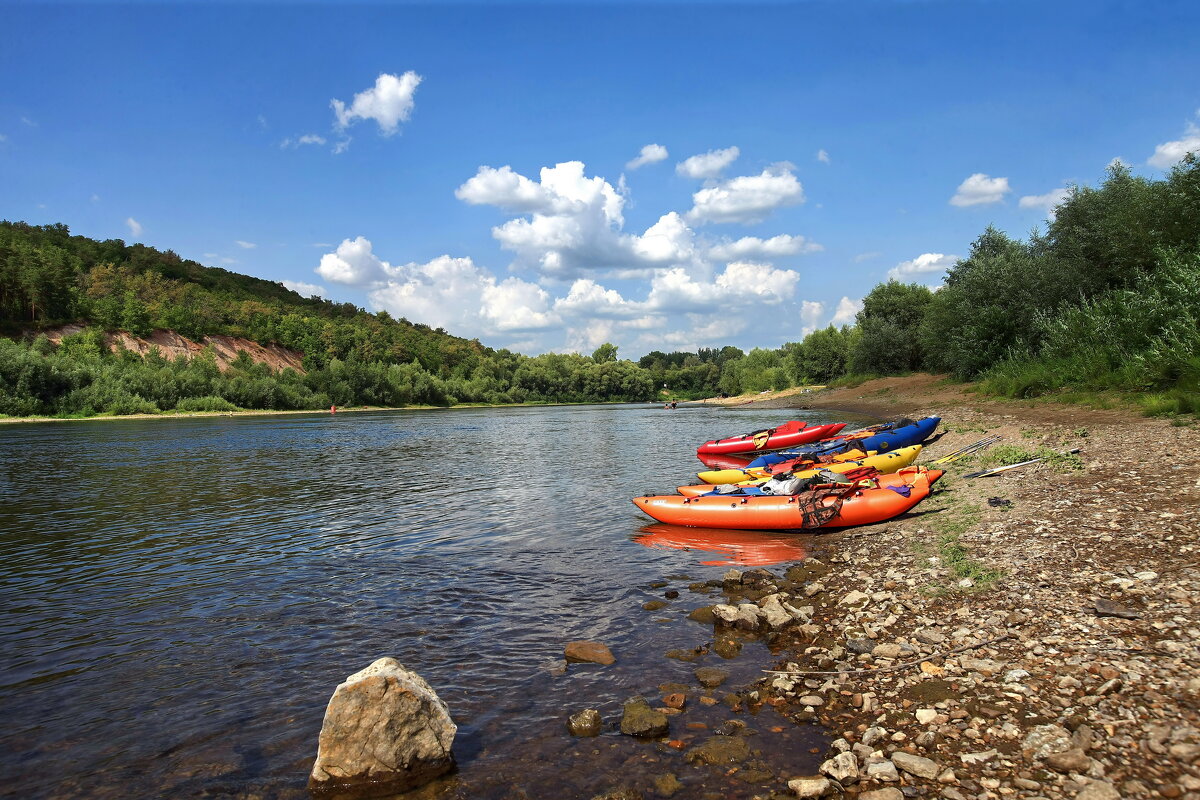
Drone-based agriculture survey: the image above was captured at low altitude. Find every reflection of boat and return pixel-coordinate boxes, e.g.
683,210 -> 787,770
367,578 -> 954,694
633,524 -> 809,566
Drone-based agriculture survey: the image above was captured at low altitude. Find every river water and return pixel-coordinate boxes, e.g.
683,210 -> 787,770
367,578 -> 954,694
0,403 -> 865,799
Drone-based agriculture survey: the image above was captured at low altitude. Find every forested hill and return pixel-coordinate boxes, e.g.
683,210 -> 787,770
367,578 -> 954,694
0,221 -> 658,415
0,220 -> 486,373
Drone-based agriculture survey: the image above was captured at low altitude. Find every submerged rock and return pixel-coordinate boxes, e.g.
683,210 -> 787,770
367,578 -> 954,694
308,657 -> 456,796
565,641 -> 616,665
694,666 -> 729,688
568,708 -> 603,737
685,735 -> 751,766
620,697 -> 669,738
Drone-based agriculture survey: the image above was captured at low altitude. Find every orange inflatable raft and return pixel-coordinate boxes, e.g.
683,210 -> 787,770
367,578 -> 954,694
632,468 -> 942,530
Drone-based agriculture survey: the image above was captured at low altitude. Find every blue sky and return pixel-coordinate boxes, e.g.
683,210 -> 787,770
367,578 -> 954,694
3,1 -> 1198,358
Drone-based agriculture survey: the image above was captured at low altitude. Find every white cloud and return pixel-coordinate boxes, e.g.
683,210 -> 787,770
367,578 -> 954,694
235,240 -> 257,249
888,252 -> 958,282
315,236 -> 392,286
626,143 -> 669,170
830,296 -> 862,326
332,71 -> 422,135
282,280 -> 327,298
687,163 -> 805,224
816,149 -> 830,164
707,234 -> 821,261
800,300 -> 825,336
20,116 -> 36,127
676,146 -> 740,179
1147,118 -> 1200,169
457,161 -> 697,279
281,133 -> 327,149
368,255 -> 558,335
853,251 -> 881,263
1019,187 -> 1071,218
554,279 -> 641,318
950,173 -> 1011,207
645,261 -> 800,313
332,138 -> 351,155
125,217 -> 143,237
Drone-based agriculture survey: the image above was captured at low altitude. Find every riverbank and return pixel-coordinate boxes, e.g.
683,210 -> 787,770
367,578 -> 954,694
656,375 -> 1200,798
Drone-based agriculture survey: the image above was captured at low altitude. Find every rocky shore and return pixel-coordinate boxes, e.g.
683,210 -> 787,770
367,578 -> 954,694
588,379 -> 1199,799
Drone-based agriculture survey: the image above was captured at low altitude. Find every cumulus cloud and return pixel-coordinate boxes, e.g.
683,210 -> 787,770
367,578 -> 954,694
816,149 -> 830,163
626,143 -> 669,170
368,255 -> 558,335
125,217 -> 143,237
830,296 -> 862,326
687,164 -> 805,224
646,261 -> 801,313
950,173 -> 1011,207
332,71 -> 422,135
1019,187 -> 1072,218
235,240 -> 257,249
676,146 -> 740,179
457,160 -> 698,279
888,252 -> 958,282
315,236 -> 392,285
282,280 -> 327,298
1147,116 -> 1200,168
707,234 -> 821,261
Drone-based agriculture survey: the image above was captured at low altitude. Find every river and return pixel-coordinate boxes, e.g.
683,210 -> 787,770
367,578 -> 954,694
0,403 -> 863,799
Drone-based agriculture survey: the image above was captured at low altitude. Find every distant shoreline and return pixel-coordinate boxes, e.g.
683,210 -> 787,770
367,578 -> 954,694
0,399 -> 659,425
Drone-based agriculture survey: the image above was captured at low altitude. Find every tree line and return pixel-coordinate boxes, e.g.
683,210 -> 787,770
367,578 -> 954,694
2,154 -> 1197,417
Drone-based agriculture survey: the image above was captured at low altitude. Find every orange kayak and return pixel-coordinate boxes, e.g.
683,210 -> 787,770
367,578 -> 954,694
632,469 -> 941,530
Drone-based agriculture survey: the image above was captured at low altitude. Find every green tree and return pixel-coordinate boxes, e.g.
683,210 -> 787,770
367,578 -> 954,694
850,280 -> 934,375
591,342 -> 618,363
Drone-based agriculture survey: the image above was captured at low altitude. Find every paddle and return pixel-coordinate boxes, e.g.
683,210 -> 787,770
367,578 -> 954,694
929,435 -> 1002,465
963,448 -> 1081,479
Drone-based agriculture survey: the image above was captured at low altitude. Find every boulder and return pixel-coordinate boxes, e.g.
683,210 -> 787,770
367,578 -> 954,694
1075,781 -> 1121,800
308,657 -> 456,795
759,595 -> 794,629
620,697 -> 669,738
866,759 -> 900,781
568,708 -> 603,737
565,641 -> 615,665
1045,748 -> 1092,773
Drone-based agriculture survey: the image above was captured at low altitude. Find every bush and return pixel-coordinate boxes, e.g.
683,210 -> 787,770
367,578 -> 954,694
175,395 -> 239,412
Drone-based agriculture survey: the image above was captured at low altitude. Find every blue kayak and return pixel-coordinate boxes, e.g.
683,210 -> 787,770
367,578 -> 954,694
744,416 -> 941,469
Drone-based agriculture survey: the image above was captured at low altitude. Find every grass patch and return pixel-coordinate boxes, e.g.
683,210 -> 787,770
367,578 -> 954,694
979,444 -> 1083,472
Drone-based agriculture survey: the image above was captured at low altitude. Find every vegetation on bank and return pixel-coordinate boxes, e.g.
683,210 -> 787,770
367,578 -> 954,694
1,155 -> 1196,417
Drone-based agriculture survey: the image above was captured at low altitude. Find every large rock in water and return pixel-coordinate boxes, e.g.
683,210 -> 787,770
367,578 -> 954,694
309,658 -> 456,796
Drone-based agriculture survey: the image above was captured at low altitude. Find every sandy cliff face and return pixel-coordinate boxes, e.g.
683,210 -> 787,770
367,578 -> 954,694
43,325 -> 306,373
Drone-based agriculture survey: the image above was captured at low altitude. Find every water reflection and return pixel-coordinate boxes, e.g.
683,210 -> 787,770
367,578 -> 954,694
633,523 -> 809,566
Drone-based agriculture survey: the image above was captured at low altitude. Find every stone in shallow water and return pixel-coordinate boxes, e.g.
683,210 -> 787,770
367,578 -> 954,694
568,708 -> 602,737
620,697 -> 669,738
694,666 -> 729,688
788,776 -> 832,798
308,657 -> 456,796
685,735 -> 751,766
565,641 -> 615,665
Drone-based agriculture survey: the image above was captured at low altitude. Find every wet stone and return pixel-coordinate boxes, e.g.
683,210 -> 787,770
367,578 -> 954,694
666,649 -> 701,662
694,667 -> 729,688
620,697 -> 669,738
788,776 -> 833,798
712,637 -> 743,659
568,709 -> 602,737
642,600 -> 669,611
653,773 -> 683,798
565,641 -> 615,665
687,606 -> 718,624
685,735 -> 751,766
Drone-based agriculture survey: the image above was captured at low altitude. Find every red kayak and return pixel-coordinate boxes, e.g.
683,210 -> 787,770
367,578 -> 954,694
697,421 -> 846,455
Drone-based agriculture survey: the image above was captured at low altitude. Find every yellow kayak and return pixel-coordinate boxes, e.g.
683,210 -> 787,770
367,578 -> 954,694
682,446 -> 923,496
698,448 -> 873,485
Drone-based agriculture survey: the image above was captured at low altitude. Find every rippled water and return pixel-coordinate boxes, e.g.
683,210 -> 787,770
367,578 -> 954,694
0,404 -> 864,799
